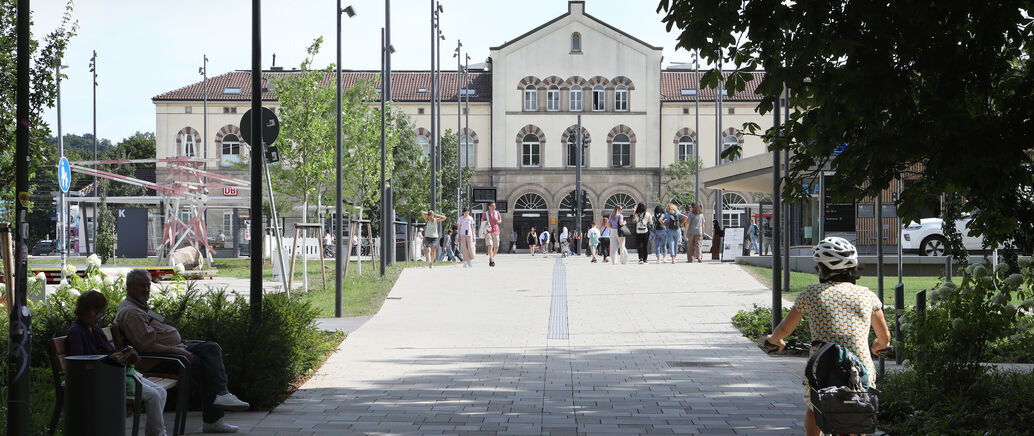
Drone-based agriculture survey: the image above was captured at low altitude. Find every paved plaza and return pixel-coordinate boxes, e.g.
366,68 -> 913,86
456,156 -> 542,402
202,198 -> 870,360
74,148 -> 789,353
172,254 -> 814,435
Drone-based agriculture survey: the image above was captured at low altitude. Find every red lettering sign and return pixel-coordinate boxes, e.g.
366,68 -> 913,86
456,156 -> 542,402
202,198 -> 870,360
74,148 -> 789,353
223,187 -> 238,196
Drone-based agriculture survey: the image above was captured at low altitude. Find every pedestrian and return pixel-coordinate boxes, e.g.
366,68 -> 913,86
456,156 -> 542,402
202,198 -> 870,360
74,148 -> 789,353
550,228 -> 558,253
437,228 -> 457,262
451,225 -> 462,262
632,203 -> 652,264
764,237 -> 891,436
539,228 -> 551,255
685,202 -> 704,263
414,229 -> 425,260
762,217 -> 773,255
652,205 -> 668,263
665,203 -> 686,264
509,230 -> 518,253
711,218 -> 725,260
609,207 -> 629,264
747,218 -> 760,255
559,227 -> 570,257
570,230 -> 579,255
323,231 -> 334,258
598,217 -> 611,263
458,207 -> 476,267
528,227 -> 538,256
421,210 -> 446,268
587,223 -> 601,263
482,201 -> 503,267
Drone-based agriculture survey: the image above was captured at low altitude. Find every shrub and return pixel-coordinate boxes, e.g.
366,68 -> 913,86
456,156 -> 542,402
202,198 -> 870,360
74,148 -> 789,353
731,304 -> 812,345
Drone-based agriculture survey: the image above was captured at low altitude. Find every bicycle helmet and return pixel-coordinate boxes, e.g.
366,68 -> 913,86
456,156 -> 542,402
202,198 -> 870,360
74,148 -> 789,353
813,236 -> 858,270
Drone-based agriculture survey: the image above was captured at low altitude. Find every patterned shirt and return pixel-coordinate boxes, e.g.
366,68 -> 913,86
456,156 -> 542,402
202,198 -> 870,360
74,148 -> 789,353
792,282 -> 883,382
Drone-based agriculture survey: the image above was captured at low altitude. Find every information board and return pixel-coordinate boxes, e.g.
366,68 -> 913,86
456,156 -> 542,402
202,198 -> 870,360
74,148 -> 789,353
722,227 -> 744,261
823,173 -> 856,232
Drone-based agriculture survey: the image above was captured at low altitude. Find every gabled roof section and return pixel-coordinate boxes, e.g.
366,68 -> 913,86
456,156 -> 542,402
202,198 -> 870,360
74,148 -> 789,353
153,70 -> 492,103
660,71 -> 766,102
490,1 -> 662,51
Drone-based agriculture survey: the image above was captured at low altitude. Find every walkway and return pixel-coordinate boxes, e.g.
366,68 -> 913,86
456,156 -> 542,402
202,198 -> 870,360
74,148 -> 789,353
187,254 -> 811,435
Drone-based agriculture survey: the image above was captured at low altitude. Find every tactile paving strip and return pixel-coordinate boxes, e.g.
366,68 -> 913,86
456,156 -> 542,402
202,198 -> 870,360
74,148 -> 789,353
547,257 -> 569,339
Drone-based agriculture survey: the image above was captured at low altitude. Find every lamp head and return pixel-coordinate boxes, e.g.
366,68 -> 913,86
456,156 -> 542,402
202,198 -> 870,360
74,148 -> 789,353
437,3 -> 443,13
342,5 -> 356,17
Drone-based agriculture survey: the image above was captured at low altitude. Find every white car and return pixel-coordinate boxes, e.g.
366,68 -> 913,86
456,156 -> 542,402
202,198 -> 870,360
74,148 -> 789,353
900,217 -> 984,256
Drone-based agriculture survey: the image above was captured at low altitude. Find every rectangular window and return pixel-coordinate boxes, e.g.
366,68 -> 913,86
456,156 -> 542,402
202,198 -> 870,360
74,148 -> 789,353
567,142 -> 585,167
547,89 -> 560,111
612,143 -> 630,167
592,89 -> 605,111
221,141 -> 241,166
615,88 -> 628,111
222,212 -> 233,237
722,210 -> 741,229
185,106 -> 192,113
181,134 -> 196,157
570,89 -> 582,111
524,89 -> 537,111
522,142 -> 540,167
460,139 -> 474,168
418,108 -> 425,114
223,87 -> 242,95
222,107 -> 230,113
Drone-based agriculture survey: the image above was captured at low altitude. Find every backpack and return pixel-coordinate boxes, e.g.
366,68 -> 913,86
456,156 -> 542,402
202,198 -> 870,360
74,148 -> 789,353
805,341 -> 880,435
635,213 -> 649,234
655,213 -> 668,231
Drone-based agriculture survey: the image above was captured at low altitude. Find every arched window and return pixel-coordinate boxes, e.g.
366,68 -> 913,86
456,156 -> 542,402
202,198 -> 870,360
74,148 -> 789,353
221,134 -> 241,166
559,191 -> 592,211
604,193 -> 637,216
521,134 -> 540,167
514,193 -> 547,211
417,136 -> 430,160
547,85 -> 560,112
722,135 -> 739,163
523,85 -> 537,111
614,84 -> 628,111
460,135 -> 474,168
592,85 -> 605,111
181,133 -> 196,157
721,192 -> 748,228
612,134 -> 630,168
570,85 -> 582,111
571,32 -> 582,52
678,135 -> 695,161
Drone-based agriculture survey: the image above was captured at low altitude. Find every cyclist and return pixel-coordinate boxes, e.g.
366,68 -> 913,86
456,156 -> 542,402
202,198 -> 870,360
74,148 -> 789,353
765,236 -> 891,436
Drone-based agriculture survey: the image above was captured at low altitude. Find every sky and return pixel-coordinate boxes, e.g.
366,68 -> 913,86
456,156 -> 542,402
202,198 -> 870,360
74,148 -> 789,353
33,0 -> 706,143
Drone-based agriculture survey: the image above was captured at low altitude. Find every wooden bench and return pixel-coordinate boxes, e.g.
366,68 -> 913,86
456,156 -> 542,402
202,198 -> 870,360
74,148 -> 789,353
111,324 -> 192,436
47,327 -> 190,436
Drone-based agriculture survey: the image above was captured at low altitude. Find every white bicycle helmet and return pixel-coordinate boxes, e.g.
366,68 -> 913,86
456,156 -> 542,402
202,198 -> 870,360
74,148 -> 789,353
813,236 -> 858,270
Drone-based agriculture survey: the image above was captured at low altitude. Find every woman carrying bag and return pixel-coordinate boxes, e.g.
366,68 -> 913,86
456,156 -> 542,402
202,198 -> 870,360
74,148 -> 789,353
632,203 -> 652,264
609,206 -> 629,265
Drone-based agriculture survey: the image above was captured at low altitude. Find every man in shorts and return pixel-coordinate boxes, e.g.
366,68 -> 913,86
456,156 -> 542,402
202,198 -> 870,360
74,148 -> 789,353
482,202 -> 503,267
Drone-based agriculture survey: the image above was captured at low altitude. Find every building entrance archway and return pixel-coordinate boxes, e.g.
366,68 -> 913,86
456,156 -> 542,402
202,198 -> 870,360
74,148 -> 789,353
512,193 -> 549,250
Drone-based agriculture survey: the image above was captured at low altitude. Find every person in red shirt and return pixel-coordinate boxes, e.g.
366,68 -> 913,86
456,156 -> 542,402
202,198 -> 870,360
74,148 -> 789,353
482,202 -> 503,267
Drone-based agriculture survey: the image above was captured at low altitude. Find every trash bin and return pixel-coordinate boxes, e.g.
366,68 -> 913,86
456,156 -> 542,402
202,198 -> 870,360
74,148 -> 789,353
65,355 -> 126,436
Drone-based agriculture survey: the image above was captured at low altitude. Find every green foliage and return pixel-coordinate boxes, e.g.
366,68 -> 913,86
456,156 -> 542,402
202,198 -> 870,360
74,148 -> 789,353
0,0 -> 77,223
879,368 -> 1034,435
898,261 -> 1034,393
984,314 -> 1034,363
731,303 -> 811,345
0,366 -> 61,436
432,128 -> 475,222
657,0 -> 1034,252
658,157 -> 700,206
95,191 -> 116,263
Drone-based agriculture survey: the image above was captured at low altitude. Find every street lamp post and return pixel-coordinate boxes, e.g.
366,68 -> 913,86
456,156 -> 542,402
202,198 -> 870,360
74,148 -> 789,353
335,2 -> 356,316
429,1 -> 440,210
692,50 -> 700,204
436,24 -> 444,207
56,60 -> 68,278
454,40 -> 462,221
381,1 -> 395,278
199,55 -> 209,235
461,53 -> 470,221
88,50 -> 97,255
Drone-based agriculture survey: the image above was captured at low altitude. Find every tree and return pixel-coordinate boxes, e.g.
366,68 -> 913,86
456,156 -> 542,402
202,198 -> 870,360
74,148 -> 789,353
434,129 -> 476,223
104,131 -> 155,197
94,184 -> 115,262
658,0 -> 1034,250
0,0 -> 76,222
657,157 -> 700,206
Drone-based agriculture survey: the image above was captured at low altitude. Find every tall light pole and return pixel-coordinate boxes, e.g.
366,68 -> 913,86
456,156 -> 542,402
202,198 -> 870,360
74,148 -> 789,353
10,1 -> 32,431
453,40 -> 462,220
435,22 -> 445,208
88,50 -> 97,255
199,54 -> 209,233
381,0 -> 395,277
249,0 -> 264,322
56,60 -> 68,278
429,1 -> 440,210
692,50 -> 700,204
335,2 -> 356,316
461,52 -> 470,221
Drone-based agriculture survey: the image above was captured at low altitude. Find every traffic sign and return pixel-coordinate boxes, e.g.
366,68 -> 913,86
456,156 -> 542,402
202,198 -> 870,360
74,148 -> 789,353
239,107 -> 280,146
58,156 -> 71,192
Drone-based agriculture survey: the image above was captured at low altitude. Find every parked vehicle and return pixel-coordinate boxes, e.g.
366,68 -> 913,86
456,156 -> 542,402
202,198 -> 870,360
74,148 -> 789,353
900,217 -> 984,256
30,240 -> 58,256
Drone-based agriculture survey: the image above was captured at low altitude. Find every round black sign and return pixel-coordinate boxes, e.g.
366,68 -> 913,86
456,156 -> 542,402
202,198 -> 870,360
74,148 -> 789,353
240,107 -> 280,145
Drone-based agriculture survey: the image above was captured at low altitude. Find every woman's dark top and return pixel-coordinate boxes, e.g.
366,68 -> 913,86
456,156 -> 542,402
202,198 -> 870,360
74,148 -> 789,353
527,232 -> 537,245
713,220 -> 725,238
65,319 -> 116,356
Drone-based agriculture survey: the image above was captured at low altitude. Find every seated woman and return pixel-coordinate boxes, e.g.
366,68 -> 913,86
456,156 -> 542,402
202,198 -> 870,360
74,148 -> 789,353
66,290 -> 169,436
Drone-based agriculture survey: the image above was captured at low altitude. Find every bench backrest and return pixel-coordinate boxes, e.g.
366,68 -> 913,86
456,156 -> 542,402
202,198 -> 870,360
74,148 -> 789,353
49,327 -> 115,377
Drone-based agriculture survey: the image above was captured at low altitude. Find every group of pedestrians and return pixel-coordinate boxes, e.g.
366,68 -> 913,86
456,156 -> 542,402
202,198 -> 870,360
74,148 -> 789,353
420,202 -> 504,269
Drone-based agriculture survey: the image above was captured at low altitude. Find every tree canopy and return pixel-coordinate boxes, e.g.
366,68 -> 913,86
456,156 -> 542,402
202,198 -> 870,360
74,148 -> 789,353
658,0 -> 1034,249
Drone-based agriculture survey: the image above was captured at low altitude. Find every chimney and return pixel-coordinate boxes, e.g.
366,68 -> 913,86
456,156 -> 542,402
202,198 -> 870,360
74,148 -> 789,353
569,1 -> 585,15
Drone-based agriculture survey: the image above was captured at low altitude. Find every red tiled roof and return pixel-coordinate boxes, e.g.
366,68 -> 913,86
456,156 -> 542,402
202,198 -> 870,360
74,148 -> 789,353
153,70 -> 492,103
660,71 -> 766,102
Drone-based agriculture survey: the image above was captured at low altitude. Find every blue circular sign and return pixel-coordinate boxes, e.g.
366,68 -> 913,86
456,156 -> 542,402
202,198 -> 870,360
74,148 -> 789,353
58,157 -> 71,192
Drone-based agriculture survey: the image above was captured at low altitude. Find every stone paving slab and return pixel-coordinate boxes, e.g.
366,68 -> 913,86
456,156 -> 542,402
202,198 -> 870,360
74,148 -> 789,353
155,255 -> 818,435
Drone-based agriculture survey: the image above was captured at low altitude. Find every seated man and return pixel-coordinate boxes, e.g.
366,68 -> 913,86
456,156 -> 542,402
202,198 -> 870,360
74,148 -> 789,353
115,269 -> 249,433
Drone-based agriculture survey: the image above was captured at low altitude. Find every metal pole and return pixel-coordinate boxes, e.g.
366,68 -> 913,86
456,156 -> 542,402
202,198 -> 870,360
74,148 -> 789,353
771,84 -> 783,330
693,50 -> 700,203
263,150 -> 289,293
10,1 -> 32,431
249,0 -> 264,322
382,0 -> 393,277
89,50 -> 97,255
57,60 -> 67,279
335,0 -> 344,316
897,177 -> 903,285
461,54 -> 469,222
782,87 -> 791,294
429,0 -> 437,211
576,114 -> 583,253
456,40 -> 462,221
381,27 -> 387,277
436,24 -> 443,207
201,55 -> 208,236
